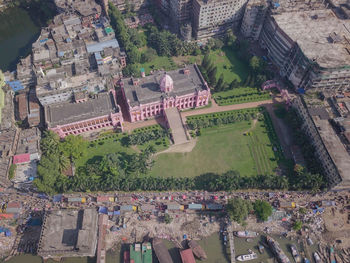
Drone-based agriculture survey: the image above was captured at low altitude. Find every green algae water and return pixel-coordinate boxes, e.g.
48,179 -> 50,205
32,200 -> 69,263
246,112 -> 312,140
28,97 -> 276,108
0,7 -> 40,71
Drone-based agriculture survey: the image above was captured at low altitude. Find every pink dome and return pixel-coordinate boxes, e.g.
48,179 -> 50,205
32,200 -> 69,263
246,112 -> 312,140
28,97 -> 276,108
160,74 -> 174,92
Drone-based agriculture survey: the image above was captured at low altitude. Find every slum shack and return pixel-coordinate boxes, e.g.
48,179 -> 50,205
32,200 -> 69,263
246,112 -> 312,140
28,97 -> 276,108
153,238 -> 173,263
206,203 -> 223,211
188,204 -> 203,211
279,201 -> 296,209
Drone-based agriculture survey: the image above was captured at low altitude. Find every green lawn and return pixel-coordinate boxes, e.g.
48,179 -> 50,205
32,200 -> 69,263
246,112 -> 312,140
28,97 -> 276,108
209,46 -> 249,83
149,120 -> 278,178
135,56 -> 177,75
172,47 -> 249,84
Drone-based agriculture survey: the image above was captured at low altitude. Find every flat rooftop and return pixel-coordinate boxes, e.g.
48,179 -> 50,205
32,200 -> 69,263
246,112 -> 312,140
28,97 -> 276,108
313,117 -> 350,185
38,209 -> 98,257
122,64 -> 208,107
45,92 -> 119,127
273,9 -> 350,68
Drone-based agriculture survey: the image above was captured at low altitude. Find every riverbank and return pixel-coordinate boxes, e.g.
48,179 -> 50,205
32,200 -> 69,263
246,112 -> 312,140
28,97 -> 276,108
0,0 -> 56,71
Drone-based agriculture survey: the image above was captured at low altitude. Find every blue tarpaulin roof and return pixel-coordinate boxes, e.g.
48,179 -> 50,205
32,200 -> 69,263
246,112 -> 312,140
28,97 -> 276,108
6,80 -> 24,92
27,218 -> 42,226
98,206 -> 108,214
298,88 -> 305,94
113,210 -> 120,215
53,194 -> 62,202
274,2 -> 280,7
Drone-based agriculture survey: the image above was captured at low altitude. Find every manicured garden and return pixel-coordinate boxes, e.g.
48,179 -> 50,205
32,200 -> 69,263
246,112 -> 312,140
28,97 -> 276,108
149,108 -> 281,178
212,87 -> 271,106
75,125 -> 170,168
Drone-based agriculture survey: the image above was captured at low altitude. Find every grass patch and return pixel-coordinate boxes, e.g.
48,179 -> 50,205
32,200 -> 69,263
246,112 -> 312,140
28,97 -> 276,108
135,56 -> 177,75
149,119 -> 278,178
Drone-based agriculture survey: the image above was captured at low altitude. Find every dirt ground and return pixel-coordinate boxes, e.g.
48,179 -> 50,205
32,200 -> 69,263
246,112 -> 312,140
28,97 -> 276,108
105,211 -> 221,250
322,207 -> 350,249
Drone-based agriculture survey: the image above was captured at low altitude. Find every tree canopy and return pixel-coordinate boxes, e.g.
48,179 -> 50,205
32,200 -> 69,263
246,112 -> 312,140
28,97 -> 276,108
226,198 -> 253,224
254,200 -> 273,221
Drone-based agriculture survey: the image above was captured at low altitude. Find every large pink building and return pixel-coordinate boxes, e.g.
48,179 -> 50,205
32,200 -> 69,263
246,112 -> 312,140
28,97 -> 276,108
45,91 -> 123,138
120,64 -> 210,122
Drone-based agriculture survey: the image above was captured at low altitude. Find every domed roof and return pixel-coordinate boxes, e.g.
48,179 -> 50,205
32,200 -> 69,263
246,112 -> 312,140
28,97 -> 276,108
159,73 -> 174,92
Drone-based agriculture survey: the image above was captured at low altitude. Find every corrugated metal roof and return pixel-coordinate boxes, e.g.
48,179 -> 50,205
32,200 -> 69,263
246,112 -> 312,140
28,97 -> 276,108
188,204 -> 203,210
86,39 -> 119,53
206,203 -> 223,210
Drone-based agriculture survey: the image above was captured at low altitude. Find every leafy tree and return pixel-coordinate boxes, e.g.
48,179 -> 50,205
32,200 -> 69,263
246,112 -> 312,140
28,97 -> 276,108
61,135 -> 87,161
226,198 -> 253,224
249,56 -> 261,72
207,66 -> 217,86
254,200 -> 273,221
293,220 -> 303,231
123,64 -> 140,77
127,45 -> 141,64
164,213 -> 172,224
229,79 -> 239,90
215,73 -> 225,92
0,70 -> 5,88
226,30 -> 237,46
202,53 -> 211,70
299,207 -> 307,214
8,164 -> 16,180
40,130 -> 60,155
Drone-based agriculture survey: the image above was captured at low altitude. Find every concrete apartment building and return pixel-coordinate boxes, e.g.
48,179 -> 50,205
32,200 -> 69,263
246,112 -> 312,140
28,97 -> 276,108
240,0 -> 268,40
192,0 -> 247,39
253,0 -> 350,92
292,96 -> 350,189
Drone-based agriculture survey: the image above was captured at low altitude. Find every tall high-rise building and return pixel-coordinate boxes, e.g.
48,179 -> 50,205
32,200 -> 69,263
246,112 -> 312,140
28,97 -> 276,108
169,0 -> 193,31
240,0 -> 268,40
192,0 -> 247,39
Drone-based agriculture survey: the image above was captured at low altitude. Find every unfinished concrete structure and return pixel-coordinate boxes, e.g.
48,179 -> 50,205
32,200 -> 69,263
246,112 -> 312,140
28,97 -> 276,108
292,96 -> 350,189
258,0 -> 350,92
240,0 -> 268,40
37,209 -> 98,258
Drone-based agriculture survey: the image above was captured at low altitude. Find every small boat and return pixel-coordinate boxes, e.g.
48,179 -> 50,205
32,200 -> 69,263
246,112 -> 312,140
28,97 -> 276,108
124,250 -> 130,263
266,236 -> 291,263
234,231 -> 259,238
236,252 -> 258,262
188,239 -> 207,260
290,245 -> 301,263
303,258 -> 310,263
330,247 -> 336,263
313,252 -> 321,263
258,244 -> 264,254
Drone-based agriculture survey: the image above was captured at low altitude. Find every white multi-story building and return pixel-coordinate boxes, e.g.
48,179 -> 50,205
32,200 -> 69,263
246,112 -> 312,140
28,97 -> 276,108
192,0 -> 247,39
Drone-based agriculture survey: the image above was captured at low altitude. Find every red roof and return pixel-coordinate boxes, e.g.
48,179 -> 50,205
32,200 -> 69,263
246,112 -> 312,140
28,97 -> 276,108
97,196 -> 111,202
7,202 -> 21,208
180,249 -> 196,263
13,154 -> 30,164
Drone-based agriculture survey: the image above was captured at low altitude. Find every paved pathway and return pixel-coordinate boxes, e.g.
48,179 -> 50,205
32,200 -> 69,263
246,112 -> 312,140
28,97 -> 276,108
228,224 -> 235,263
165,108 -> 188,145
123,99 -> 273,132
181,99 -> 273,119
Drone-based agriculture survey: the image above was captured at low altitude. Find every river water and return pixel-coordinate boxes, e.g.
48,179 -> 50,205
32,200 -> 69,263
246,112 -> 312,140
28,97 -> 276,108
0,7 -> 40,71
